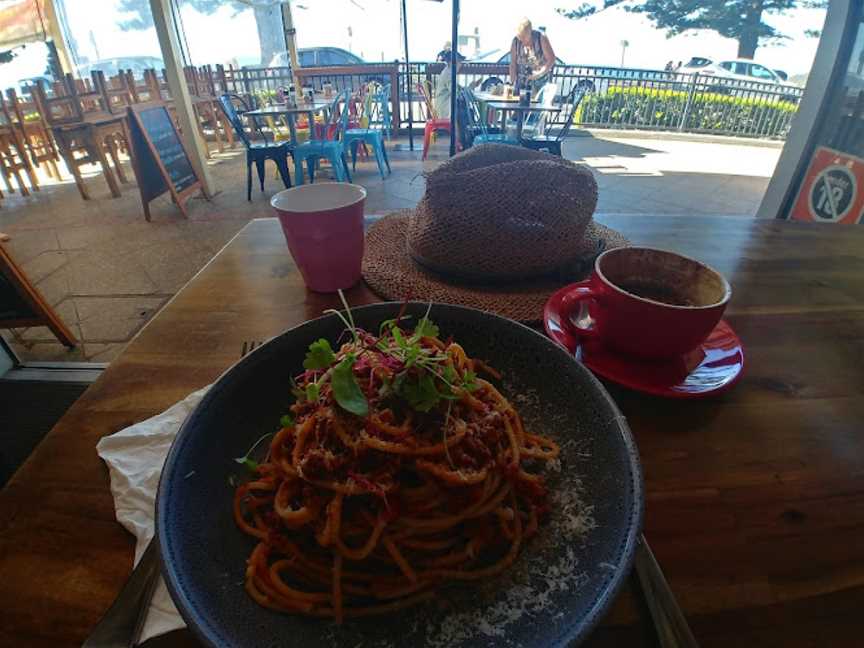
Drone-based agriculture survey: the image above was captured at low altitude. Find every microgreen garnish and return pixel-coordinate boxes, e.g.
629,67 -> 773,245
288,300 -> 484,421
462,370 -> 480,392
323,289 -> 360,344
414,316 -> 439,339
394,372 -> 441,412
303,338 -> 335,370
379,315 -> 412,335
280,414 -> 294,428
234,432 -> 273,473
332,354 -> 369,416
306,382 -> 320,402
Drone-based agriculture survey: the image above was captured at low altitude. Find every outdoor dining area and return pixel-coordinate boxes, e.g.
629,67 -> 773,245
0,61 -> 573,211
2,1 -> 864,648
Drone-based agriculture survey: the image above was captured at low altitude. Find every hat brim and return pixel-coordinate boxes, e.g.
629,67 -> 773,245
362,212 -> 629,322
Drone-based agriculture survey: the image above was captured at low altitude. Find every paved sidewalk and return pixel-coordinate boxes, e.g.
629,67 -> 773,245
0,133 -> 779,363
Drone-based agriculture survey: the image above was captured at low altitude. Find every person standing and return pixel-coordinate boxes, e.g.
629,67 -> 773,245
509,19 -> 556,93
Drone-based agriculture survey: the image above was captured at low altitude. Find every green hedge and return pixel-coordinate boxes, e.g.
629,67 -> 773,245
577,86 -> 798,138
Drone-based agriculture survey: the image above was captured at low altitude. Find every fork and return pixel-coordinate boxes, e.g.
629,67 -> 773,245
81,537 -> 160,648
241,340 -> 264,357
83,340 -> 267,647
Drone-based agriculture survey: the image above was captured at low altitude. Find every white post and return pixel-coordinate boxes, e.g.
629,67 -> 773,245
149,0 -> 214,196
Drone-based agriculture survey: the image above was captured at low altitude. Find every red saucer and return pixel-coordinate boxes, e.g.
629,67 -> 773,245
544,285 -> 745,398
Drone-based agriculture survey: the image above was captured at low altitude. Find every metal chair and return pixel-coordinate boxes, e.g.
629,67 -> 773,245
520,86 -> 588,157
344,104 -> 392,179
463,88 -> 519,146
292,90 -> 352,184
368,83 -> 393,139
218,93 -> 292,200
520,82 -> 559,139
418,81 -> 453,160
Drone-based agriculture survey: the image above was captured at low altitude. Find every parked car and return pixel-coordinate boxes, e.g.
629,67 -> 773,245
679,56 -> 801,102
16,75 -> 52,91
680,56 -> 784,84
77,56 -> 164,79
266,47 -> 389,94
268,47 -> 364,68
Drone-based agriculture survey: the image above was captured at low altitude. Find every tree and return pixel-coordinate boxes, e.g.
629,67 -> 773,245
558,0 -> 828,60
117,0 -> 285,66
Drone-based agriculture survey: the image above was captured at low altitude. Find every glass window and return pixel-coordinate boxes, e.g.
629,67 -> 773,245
318,50 -> 335,66
734,62 -> 750,75
719,61 -> 733,71
749,64 -> 776,80
298,50 -> 314,67
685,57 -> 711,68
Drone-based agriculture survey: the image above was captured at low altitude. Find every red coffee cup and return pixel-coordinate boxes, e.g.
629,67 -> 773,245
560,247 -> 731,359
271,183 -> 367,293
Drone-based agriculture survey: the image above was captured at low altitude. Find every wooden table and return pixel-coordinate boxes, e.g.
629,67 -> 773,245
3,215 -> 864,648
484,100 -> 561,139
245,102 -> 331,144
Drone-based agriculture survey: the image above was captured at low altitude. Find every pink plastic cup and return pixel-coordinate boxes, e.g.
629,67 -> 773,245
271,183 -> 367,292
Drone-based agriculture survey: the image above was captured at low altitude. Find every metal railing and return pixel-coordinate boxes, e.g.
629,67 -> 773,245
216,62 -> 804,141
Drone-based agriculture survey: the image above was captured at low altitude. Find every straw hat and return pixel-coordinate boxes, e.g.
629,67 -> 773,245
362,144 -> 628,322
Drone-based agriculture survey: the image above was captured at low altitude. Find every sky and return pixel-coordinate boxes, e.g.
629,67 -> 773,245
0,0 -> 829,89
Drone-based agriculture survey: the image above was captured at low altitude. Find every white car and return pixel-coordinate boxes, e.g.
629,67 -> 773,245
681,56 -> 784,85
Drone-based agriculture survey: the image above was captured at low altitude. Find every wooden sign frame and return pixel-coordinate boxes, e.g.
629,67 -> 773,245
0,234 -> 76,348
127,103 -> 207,221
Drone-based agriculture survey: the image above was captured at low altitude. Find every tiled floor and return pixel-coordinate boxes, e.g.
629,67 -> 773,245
0,132 -> 779,363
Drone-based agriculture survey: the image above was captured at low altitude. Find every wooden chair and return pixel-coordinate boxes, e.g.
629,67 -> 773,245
182,66 -> 227,157
93,70 -> 134,115
5,88 -> 61,181
0,94 -> 42,196
197,65 -> 234,148
30,77 -> 131,200
0,232 -> 76,347
125,69 -> 163,104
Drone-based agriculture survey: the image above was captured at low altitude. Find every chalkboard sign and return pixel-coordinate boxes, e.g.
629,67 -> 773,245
0,237 -> 76,347
127,104 -> 205,221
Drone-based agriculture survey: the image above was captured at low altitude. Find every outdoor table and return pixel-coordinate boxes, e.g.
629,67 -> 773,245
2,214 -> 864,647
484,100 -> 562,140
472,90 -> 519,103
245,101 -> 331,144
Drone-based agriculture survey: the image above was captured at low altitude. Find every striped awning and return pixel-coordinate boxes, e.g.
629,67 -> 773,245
0,0 -> 46,50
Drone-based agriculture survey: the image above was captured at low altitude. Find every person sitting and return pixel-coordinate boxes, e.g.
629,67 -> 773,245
436,41 -> 466,63
509,19 -> 556,94
434,60 -> 459,119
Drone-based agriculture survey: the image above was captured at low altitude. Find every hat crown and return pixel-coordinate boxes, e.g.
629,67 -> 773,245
406,145 -> 598,281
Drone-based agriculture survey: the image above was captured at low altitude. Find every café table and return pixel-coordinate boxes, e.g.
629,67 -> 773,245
2,214 -> 864,647
484,100 -> 561,140
244,101 -> 331,145
472,90 -> 519,104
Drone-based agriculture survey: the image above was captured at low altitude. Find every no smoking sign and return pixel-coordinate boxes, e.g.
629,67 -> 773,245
791,147 -> 864,224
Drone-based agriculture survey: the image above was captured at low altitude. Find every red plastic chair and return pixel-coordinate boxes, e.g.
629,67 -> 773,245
418,81 -> 454,160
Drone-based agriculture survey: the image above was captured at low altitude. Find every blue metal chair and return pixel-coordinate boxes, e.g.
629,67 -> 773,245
365,83 -> 393,140
292,90 -> 352,185
520,86 -> 588,157
344,90 -> 391,179
218,93 -> 292,201
463,88 -> 519,146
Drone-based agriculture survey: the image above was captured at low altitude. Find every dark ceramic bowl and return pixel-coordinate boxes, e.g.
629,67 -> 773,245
156,303 -> 643,648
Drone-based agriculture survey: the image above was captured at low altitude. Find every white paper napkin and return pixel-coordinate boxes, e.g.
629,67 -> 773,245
96,386 -> 211,643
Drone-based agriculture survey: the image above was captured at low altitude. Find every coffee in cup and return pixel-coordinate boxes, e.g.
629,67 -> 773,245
560,247 -> 731,359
